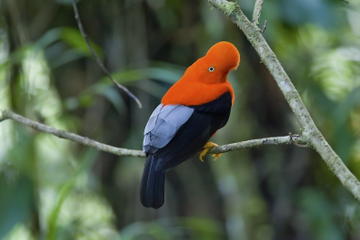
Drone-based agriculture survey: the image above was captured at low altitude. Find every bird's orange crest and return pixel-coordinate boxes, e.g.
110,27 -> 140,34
162,41 -> 240,106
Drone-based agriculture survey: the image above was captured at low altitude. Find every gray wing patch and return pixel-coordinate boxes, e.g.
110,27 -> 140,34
143,104 -> 194,153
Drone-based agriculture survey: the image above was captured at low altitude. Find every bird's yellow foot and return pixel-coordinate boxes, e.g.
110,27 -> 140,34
199,141 -> 222,162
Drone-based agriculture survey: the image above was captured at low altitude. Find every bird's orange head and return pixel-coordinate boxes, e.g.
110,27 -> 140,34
162,41 -> 240,106
183,41 -> 240,84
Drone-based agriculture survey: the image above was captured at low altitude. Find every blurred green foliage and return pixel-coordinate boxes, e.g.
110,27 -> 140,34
0,0 -> 359,239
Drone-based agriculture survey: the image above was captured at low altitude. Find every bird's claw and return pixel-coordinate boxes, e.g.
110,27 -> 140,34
199,142 -> 222,162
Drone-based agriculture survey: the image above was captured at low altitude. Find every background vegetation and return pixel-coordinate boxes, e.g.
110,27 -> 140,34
0,0 -> 359,239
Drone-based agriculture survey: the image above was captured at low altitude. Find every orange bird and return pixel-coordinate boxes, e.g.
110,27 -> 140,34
141,41 -> 240,208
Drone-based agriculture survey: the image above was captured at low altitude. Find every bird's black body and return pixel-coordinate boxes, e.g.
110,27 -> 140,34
141,92 -> 232,208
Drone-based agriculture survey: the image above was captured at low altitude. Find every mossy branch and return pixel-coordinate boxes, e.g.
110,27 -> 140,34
208,0 -> 360,201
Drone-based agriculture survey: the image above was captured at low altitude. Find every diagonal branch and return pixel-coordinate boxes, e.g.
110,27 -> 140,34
208,0 -> 360,201
0,110 -> 307,158
71,0 -> 142,108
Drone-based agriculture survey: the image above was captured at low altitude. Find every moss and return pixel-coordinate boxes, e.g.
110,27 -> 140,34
222,1 -> 237,16
208,0 -> 237,16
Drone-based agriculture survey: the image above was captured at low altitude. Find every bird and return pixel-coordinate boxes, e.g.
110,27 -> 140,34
141,41 -> 240,209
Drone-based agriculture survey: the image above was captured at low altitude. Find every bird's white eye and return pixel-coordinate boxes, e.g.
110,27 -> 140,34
208,66 -> 215,72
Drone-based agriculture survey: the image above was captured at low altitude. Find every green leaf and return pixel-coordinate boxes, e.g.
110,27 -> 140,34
66,63 -> 184,111
95,86 -> 126,113
60,27 -> 102,57
46,149 -> 96,240
99,63 -> 184,85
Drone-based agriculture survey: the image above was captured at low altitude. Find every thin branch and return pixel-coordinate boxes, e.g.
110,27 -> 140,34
71,0 -> 142,108
0,110 -> 145,157
252,0 -> 264,26
261,19 -> 267,33
0,110 -> 307,158
208,0 -> 360,201
210,134 -> 307,154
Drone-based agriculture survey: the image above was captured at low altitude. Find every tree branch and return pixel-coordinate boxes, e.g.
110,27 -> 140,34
71,0 -> 142,108
0,110 -> 307,158
0,110 -> 145,157
252,0 -> 264,26
208,0 -> 360,201
210,135 -> 307,154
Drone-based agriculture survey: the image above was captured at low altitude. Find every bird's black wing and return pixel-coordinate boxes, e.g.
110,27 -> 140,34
154,92 -> 232,170
140,92 -> 232,208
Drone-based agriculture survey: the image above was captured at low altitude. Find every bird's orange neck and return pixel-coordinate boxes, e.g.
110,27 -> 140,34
161,79 -> 235,106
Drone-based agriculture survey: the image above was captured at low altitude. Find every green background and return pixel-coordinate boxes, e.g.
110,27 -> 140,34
0,0 -> 359,239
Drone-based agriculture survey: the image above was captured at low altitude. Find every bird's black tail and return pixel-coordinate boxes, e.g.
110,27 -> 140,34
140,155 -> 165,209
